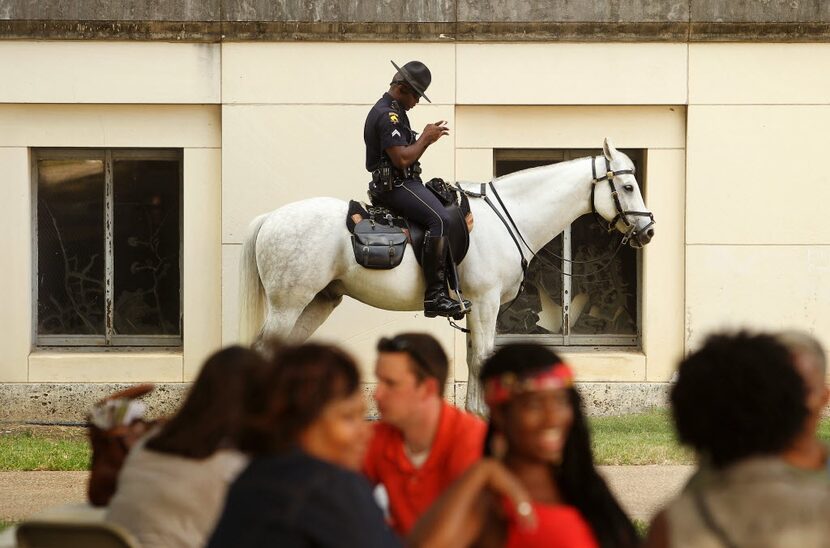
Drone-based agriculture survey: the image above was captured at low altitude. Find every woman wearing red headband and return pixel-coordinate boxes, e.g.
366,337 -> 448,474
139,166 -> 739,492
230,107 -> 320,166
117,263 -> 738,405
413,343 -> 638,548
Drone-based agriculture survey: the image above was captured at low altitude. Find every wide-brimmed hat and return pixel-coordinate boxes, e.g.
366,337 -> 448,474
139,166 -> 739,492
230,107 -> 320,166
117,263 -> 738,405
391,60 -> 432,103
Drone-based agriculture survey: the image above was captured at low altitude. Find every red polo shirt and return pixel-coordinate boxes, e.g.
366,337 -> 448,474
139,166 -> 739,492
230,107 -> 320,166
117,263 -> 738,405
363,401 -> 486,535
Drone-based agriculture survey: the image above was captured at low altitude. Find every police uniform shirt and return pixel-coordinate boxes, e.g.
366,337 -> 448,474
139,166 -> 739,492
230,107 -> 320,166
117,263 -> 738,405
364,93 -> 416,172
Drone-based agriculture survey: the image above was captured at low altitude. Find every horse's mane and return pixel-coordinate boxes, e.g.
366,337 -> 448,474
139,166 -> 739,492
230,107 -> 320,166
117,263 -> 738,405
492,155 -> 590,186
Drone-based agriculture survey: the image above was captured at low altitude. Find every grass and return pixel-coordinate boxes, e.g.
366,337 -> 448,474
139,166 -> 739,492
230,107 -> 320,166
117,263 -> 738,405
0,429 -> 90,471
590,409 -> 694,465
633,519 -> 649,538
0,412 -> 828,471
818,418 -> 830,442
590,410 -> 830,466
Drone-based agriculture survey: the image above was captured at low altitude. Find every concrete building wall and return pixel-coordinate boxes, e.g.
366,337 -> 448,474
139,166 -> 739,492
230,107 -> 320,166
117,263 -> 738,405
1,27 -> 829,414
685,43 -> 830,353
0,41 -> 223,387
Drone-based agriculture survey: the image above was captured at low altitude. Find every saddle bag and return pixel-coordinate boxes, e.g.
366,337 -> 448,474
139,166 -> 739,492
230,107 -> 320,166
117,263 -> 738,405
351,219 -> 408,269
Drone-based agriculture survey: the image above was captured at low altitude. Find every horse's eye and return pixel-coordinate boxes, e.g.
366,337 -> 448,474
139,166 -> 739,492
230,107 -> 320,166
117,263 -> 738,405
624,184 -> 634,192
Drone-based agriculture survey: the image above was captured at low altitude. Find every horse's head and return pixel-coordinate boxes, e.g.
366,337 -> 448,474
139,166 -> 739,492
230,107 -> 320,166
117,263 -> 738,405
591,138 -> 655,248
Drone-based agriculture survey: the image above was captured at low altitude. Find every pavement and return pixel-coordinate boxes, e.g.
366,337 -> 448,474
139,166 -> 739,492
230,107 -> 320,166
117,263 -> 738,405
599,464 -> 694,522
0,472 -> 89,522
0,465 -> 694,524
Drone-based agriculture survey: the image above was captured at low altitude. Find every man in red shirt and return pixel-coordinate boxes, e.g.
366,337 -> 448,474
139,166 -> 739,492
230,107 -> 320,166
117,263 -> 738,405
363,333 -> 486,536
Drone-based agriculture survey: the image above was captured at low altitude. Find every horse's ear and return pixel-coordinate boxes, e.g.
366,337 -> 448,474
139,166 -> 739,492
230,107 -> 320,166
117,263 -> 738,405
603,138 -> 619,161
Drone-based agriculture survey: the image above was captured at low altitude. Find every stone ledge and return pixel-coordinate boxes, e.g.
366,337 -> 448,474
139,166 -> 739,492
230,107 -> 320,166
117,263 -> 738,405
6,0 -> 829,26
0,383 -> 191,423
3,19 -> 830,42
0,381 -> 671,422
0,20 -> 222,41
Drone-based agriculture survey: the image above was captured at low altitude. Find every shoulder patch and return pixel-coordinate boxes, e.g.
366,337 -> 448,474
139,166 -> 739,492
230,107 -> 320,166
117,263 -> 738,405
388,112 -> 399,124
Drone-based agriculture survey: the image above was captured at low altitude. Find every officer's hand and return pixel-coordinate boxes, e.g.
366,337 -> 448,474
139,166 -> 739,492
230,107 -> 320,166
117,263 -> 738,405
422,120 -> 450,145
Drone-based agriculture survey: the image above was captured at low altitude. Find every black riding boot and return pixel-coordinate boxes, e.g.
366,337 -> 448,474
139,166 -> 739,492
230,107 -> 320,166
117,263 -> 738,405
422,235 -> 468,318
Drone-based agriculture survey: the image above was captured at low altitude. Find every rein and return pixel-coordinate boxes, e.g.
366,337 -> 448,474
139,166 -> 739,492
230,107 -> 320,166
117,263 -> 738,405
456,155 -> 653,282
450,156 -> 654,330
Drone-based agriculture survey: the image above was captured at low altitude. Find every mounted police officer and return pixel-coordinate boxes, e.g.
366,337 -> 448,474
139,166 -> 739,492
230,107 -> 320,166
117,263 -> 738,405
364,60 -> 471,318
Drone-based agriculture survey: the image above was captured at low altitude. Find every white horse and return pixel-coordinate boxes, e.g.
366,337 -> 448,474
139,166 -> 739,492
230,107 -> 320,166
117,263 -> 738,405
239,139 -> 655,413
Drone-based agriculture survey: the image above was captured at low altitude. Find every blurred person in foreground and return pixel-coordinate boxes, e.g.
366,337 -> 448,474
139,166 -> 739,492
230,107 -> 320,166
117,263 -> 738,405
207,342 -> 531,548
106,346 -> 268,548
776,330 -> 829,475
645,332 -> 830,547
364,333 -> 486,535
410,343 -> 638,548
207,343 -> 390,547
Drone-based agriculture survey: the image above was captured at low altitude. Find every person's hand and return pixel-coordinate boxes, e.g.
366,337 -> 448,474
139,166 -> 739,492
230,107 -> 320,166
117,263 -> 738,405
422,120 -> 450,145
479,459 -> 537,531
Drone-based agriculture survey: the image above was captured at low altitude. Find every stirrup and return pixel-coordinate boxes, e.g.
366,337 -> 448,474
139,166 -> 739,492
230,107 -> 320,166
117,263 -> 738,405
424,299 -> 464,319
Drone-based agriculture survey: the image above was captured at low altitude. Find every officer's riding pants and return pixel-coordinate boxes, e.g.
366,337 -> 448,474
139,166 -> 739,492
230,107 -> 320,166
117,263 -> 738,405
373,179 -> 453,238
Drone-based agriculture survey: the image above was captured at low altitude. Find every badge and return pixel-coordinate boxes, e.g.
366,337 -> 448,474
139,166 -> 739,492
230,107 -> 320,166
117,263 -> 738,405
388,112 -> 399,124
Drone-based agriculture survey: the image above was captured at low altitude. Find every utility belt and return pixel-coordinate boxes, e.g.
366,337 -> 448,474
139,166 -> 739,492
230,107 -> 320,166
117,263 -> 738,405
370,161 -> 422,194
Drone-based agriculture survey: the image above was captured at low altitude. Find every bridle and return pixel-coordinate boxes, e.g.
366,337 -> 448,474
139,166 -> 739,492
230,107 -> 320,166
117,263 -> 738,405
451,157 -> 656,331
589,156 -> 655,247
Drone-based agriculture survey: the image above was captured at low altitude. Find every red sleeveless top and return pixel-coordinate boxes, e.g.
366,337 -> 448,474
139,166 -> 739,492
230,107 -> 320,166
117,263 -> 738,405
504,500 -> 598,548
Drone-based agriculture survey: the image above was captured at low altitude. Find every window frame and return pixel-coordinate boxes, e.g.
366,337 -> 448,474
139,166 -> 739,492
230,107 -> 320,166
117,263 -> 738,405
31,148 -> 184,349
492,148 -> 645,349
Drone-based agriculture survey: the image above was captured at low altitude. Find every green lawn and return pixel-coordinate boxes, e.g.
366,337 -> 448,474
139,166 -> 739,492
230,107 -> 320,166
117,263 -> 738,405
633,519 -> 649,538
818,418 -> 830,441
590,410 -> 830,466
589,409 -> 694,465
0,413 -> 828,471
0,430 -> 90,471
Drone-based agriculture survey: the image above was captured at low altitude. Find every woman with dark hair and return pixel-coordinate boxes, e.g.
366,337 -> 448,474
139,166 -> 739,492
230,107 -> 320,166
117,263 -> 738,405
106,345 -> 269,548
645,332 -> 830,547
411,343 -> 638,548
208,342 -> 396,547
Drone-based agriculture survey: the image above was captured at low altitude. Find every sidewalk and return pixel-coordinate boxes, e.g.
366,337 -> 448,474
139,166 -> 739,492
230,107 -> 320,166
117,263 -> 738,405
599,464 -> 694,521
0,466 -> 694,524
0,472 -> 89,522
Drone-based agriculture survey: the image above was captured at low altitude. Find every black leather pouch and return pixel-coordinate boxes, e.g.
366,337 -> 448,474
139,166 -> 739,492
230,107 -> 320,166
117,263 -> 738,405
351,219 -> 408,269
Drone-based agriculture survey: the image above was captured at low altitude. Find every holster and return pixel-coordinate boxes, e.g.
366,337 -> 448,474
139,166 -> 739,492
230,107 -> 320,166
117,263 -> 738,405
370,160 -> 423,195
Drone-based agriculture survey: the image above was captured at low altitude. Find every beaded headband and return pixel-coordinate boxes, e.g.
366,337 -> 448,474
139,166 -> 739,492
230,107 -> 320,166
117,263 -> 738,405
483,363 -> 574,407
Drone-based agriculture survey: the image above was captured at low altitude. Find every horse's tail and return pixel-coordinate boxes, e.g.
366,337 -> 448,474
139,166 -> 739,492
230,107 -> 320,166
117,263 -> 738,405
239,213 -> 269,344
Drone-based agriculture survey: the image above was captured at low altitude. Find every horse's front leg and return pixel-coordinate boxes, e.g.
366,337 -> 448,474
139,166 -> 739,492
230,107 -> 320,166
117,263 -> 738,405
465,291 -> 501,416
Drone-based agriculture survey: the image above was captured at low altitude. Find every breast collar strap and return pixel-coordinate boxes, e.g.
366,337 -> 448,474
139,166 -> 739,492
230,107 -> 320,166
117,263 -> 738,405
467,182 -> 529,287
590,156 -> 655,240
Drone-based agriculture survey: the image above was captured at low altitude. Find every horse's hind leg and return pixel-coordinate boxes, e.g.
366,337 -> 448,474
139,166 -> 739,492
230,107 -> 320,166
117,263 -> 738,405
289,287 -> 344,342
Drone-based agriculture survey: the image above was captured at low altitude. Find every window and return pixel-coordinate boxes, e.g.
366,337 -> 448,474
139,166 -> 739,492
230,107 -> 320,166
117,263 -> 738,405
34,149 -> 182,347
494,149 -> 644,347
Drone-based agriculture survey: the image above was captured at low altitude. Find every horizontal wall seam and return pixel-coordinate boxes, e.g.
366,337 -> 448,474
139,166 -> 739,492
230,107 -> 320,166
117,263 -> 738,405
455,146 -> 687,150
689,103 -> 830,107
686,243 -> 830,247
222,102 -> 454,107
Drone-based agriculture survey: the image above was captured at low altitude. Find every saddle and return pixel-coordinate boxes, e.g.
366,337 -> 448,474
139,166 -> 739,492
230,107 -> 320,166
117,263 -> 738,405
346,178 -> 471,271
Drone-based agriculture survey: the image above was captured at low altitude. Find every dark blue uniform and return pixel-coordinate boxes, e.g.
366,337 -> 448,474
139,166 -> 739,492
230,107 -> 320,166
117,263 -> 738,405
363,93 -> 453,238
